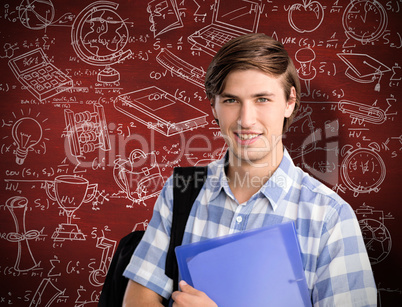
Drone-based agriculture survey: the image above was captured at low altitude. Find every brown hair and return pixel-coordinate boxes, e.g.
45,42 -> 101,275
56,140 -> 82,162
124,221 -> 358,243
205,33 -> 301,132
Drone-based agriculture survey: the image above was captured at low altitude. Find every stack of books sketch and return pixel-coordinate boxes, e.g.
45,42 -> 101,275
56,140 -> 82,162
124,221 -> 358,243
8,48 -> 73,101
114,86 -> 208,136
188,0 -> 263,56
156,48 -> 205,88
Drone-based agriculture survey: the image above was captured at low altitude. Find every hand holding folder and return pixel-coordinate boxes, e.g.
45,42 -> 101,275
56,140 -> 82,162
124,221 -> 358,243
175,222 -> 311,307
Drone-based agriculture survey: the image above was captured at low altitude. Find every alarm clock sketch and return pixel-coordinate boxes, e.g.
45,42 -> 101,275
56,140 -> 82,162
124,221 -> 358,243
340,142 -> 386,196
342,0 -> 388,44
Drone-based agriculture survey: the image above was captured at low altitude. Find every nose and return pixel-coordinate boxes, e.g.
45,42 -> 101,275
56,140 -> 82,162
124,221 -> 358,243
237,101 -> 256,128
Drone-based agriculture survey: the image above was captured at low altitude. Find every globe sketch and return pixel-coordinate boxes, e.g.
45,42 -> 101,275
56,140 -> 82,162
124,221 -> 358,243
71,1 -> 132,83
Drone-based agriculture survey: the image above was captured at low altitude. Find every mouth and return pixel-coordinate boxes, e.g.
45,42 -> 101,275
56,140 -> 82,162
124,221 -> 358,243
234,132 -> 262,144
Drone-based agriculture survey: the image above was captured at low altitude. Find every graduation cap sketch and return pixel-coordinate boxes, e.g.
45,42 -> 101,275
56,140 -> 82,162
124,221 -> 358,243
337,53 -> 391,91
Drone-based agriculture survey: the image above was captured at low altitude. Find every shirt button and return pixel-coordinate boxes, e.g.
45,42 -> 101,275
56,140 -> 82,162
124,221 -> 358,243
236,216 -> 242,223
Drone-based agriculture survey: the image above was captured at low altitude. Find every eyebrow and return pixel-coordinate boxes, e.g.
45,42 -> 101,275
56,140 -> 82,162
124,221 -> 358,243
219,92 -> 276,99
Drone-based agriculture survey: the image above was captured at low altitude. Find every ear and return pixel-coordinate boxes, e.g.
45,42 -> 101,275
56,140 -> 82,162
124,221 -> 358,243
210,98 -> 218,119
284,86 -> 296,118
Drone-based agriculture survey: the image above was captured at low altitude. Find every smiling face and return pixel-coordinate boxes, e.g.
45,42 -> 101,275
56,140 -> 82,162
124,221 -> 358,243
212,69 -> 296,168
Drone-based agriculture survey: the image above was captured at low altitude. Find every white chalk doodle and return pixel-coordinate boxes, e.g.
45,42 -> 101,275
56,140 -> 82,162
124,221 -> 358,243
113,149 -> 164,207
5,196 -> 41,272
355,204 -> 393,265
11,117 -> 43,165
29,278 -> 66,306
8,48 -> 73,101
89,236 -> 116,287
114,86 -> 208,136
342,0 -> 388,44
337,53 -> 391,91
64,104 -> 111,157
288,0 -> 324,34
187,0 -> 263,56
338,100 -> 387,125
45,175 -> 98,241
156,48 -> 205,88
147,0 -> 184,37
71,1 -> 133,84
341,142 -> 386,197
295,46 -> 317,97
18,0 -> 55,30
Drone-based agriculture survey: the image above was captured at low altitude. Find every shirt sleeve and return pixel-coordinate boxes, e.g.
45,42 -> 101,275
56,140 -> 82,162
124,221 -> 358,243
312,200 -> 377,306
123,175 -> 174,299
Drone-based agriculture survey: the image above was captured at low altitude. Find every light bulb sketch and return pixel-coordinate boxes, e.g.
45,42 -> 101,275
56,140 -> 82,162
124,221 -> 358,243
12,117 -> 43,165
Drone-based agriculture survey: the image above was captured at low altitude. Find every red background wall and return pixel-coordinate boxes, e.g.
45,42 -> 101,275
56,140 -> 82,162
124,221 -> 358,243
0,0 -> 401,305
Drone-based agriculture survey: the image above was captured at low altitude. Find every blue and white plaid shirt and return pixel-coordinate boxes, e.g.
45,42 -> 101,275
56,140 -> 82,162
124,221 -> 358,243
124,149 -> 377,306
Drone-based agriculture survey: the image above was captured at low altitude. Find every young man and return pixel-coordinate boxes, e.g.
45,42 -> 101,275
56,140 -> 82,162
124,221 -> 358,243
123,33 -> 376,306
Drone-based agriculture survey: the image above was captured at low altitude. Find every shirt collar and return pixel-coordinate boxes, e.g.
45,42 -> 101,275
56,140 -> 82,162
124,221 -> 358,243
206,148 -> 297,210
260,149 -> 295,211
206,151 -> 230,202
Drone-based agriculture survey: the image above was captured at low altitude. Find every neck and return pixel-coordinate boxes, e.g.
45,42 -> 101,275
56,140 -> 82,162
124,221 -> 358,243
226,144 -> 284,202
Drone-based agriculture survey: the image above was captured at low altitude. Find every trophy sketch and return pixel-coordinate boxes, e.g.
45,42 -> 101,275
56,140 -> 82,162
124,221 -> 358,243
46,175 -> 97,241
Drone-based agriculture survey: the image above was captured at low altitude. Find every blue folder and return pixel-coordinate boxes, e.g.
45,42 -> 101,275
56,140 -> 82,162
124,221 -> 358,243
175,221 -> 311,307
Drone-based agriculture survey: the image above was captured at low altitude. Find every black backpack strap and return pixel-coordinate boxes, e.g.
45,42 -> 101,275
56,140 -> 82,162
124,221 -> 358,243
165,166 -> 208,292
98,230 -> 145,307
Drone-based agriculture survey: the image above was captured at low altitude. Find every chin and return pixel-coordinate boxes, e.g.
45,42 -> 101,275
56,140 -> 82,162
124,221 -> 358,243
233,149 -> 271,166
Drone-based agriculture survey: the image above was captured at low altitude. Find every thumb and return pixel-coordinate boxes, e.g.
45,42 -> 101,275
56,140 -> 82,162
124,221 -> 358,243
179,280 -> 198,294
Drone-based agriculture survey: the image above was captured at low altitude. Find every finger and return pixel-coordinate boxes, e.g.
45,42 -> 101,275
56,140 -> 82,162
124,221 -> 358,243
179,280 -> 199,295
171,290 -> 180,302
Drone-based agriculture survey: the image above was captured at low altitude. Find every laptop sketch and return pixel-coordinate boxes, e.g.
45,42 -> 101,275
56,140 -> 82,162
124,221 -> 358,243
188,0 -> 263,56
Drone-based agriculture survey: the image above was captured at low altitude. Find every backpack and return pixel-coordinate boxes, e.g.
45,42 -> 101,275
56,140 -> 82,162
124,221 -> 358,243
98,166 -> 208,306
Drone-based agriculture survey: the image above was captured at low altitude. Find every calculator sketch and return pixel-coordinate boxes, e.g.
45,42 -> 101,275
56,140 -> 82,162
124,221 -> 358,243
8,48 -> 73,101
